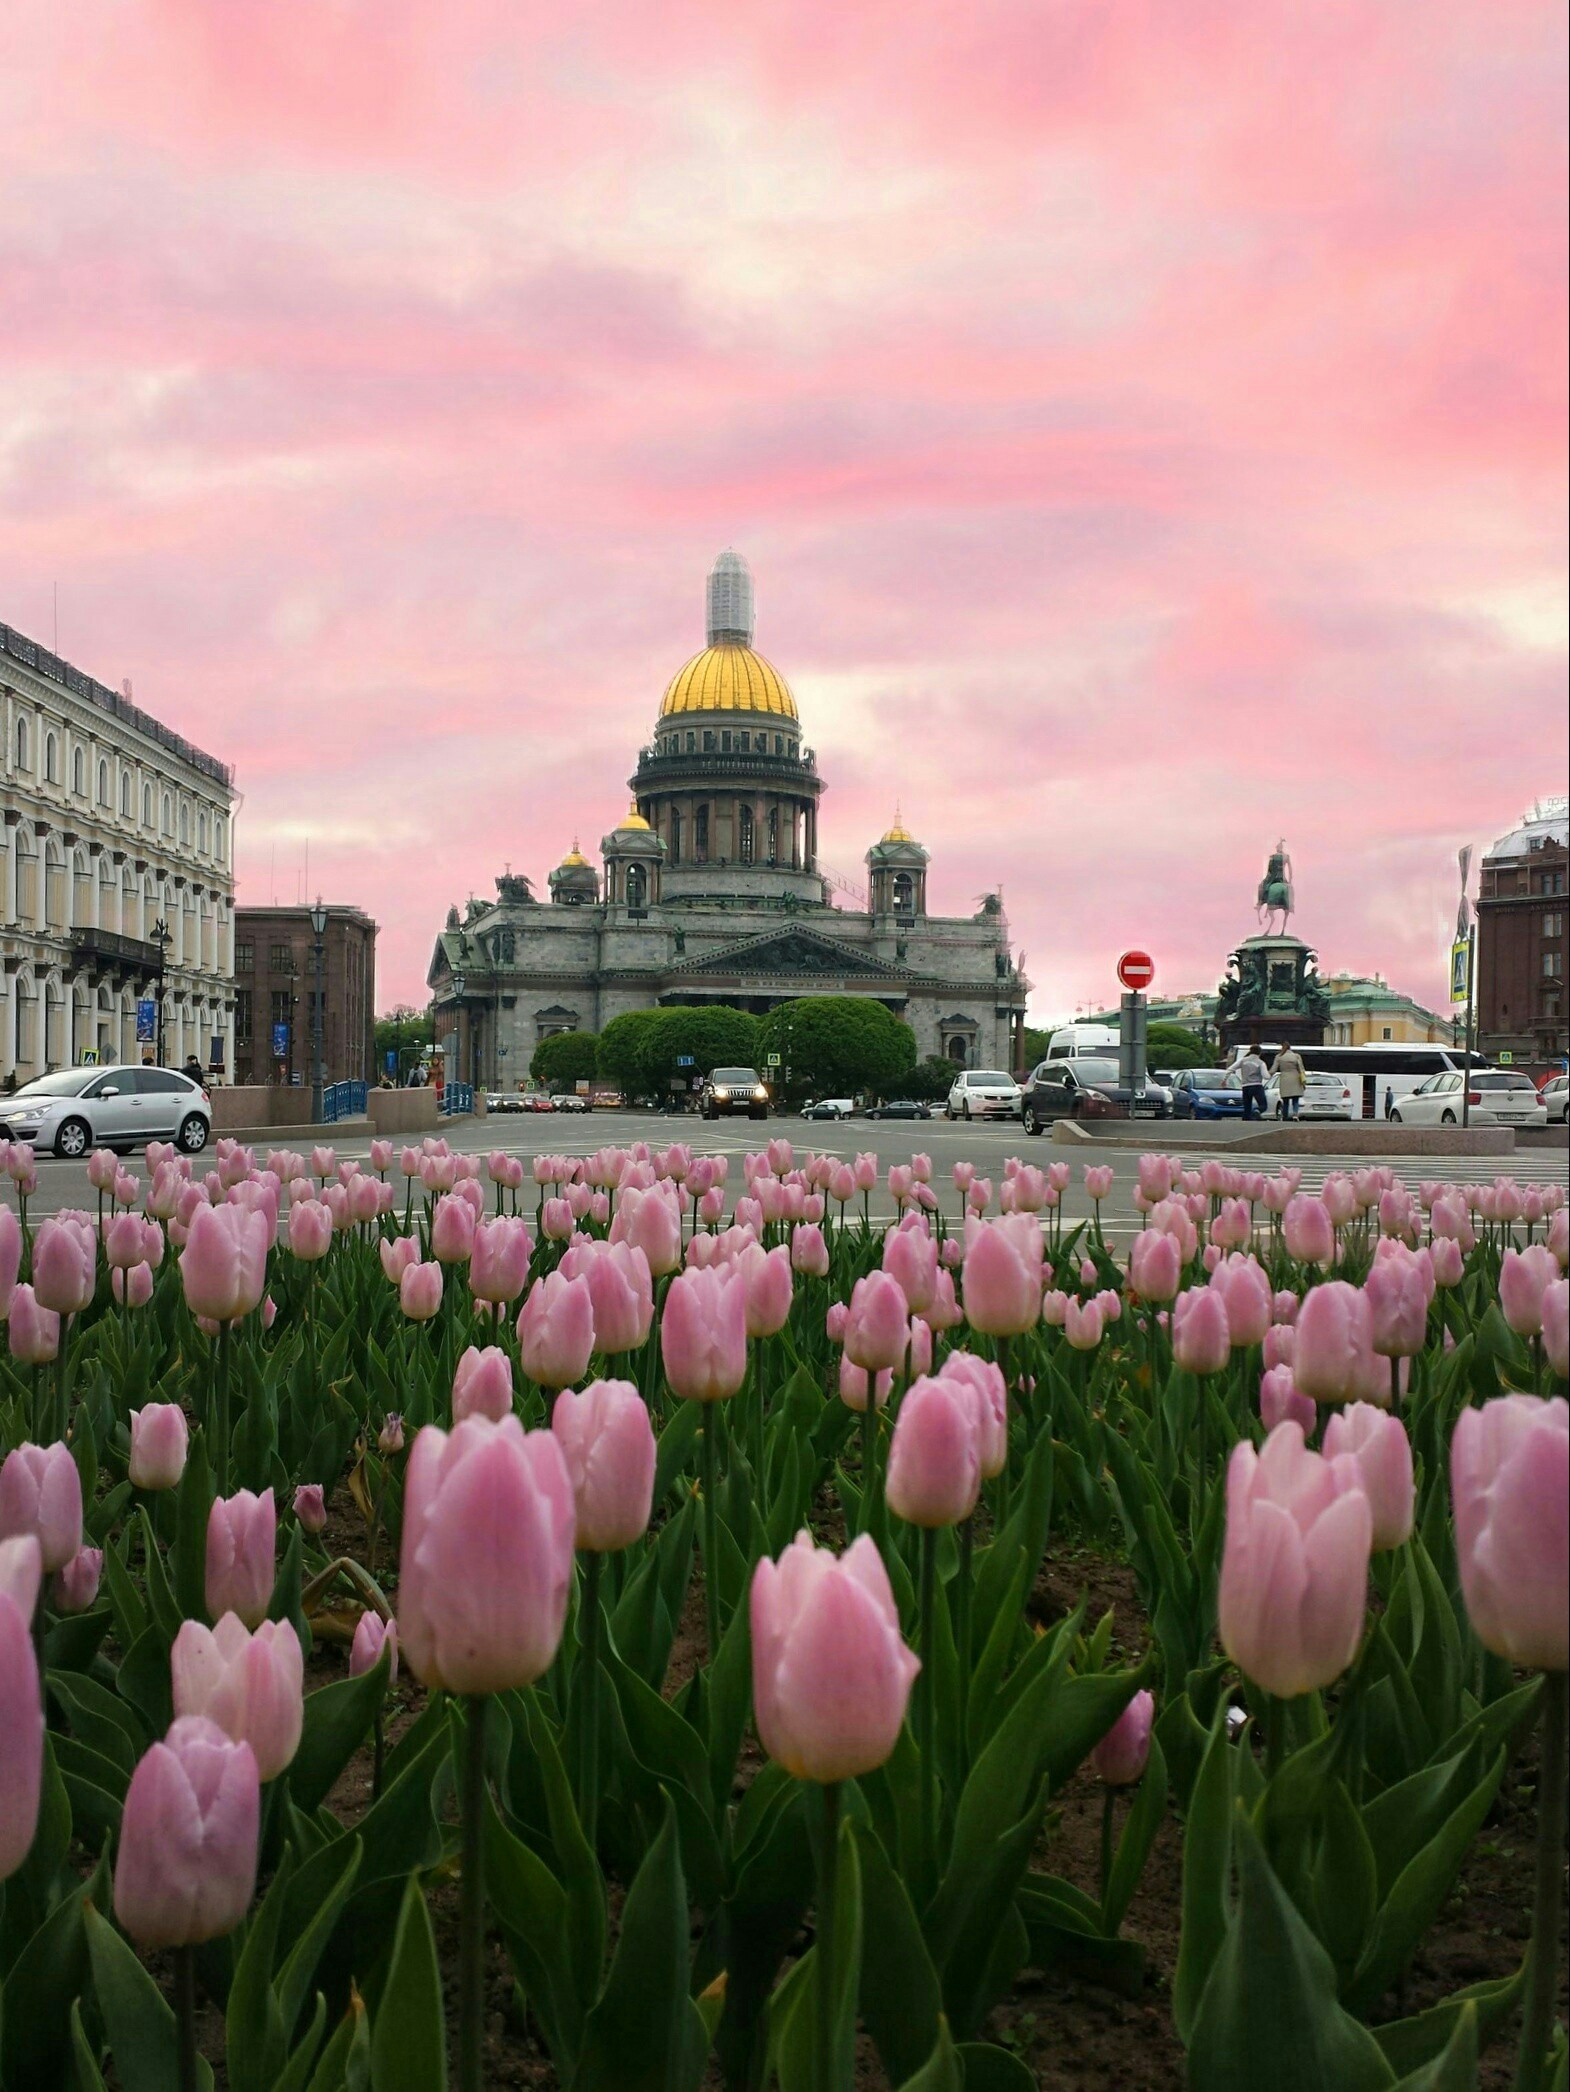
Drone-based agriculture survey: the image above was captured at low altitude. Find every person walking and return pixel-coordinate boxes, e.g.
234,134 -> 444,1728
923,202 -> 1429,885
1236,1046 -> 1268,1121
1274,1044 -> 1307,1120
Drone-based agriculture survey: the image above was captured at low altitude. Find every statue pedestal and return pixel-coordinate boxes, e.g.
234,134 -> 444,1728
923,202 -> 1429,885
1217,933 -> 1329,1055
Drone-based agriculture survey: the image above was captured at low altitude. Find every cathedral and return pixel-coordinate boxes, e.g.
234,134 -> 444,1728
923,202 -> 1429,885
428,553 -> 1029,1089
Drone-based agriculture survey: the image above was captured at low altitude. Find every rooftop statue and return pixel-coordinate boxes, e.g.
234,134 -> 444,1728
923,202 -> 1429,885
1256,840 -> 1294,935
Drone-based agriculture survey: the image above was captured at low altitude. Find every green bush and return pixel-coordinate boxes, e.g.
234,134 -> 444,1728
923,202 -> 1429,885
754,996 -> 917,1102
530,1030 -> 601,1089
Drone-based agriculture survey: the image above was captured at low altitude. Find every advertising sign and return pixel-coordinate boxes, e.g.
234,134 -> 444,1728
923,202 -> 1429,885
272,1022 -> 290,1060
1450,938 -> 1471,1006
135,999 -> 157,1043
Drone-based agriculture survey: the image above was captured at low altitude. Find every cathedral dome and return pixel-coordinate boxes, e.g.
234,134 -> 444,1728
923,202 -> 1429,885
659,644 -> 798,720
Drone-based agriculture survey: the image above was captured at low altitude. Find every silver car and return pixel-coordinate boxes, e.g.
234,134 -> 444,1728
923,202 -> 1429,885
0,1064 -> 211,1159
946,1068 -> 1023,1121
1540,1073 -> 1568,1124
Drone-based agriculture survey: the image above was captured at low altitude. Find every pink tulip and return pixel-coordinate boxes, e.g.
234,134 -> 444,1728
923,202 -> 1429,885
128,1403 -> 189,1490
1209,1255 -> 1273,1348
1323,1404 -> 1413,1551
180,1204 -> 270,1325
431,1193 -> 477,1266
750,1531 -> 920,1782
845,1270 -> 914,1372
346,1174 -> 380,1227
852,1153 -> 878,1194
790,1223 -> 830,1278
286,1199 -> 333,1263
1084,1164 -> 1115,1202
564,1242 -> 654,1355
398,1415 -> 576,1694
1172,1288 -> 1230,1377
103,1211 -> 147,1271
291,1485 -> 327,1537
551,1379 -> 657,1551
1500,1246 -> 1560,1340
453,1344 -> 515,1424
351,1611 -> 399,1683
740,1242 -> 794,1338
205,1490 -> 276,1628
1430,1193 -> 1477,1254
1209,1199 -> 1252,1252
171,1615 -> 304,1781
935,1352 -> 1007,1478
1064,1297 -> 1106,1352
962,1215 -> 1043,1337
87,1148 -> 119,1192
113,1716 -> 260,1948
1546,1281 -> 1569,1382
470,1216 -> 533,1304
0,1536 -> 43,1879
883,1225 -> 939,1314
1129,1229 -> 1182,1305
838,1356 -> 892,1414
53,1543 -> 102,1614
1283,1196 -> 1336,1267
369,1139 -> 394,1175
30,1216 -> 96,1319
377,1235 -> 420,1284
1365,1250 -> 1431,1358
516,1270 -> 596,1389
887,1376 -> 982,1527
1451,1395 -> 1568,1670
1219,1422 -> 1373,1697
1091,1689 -> 1155,1786
400,1261 -> 443,1321
1550,1207 -> 1568,1271
1260,1365 -> 1316,1437
0,1208 -> 19,1323
662,1264 -> 749,1403
1262,1324 -> 1296,1373
379,1413 -> 405,1455
616,1188 -> 683,1277
111,1263 -> 154,1309
0,1442 -> 83,1570
1295,1282 -> 1377,1405
1322,1175 -> 1358,1230
1430,1236 -> 1465,1289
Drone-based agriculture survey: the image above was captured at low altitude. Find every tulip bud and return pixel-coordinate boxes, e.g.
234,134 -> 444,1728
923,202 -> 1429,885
31,1217 -> 96,1318
453,1344 -> 515,1424
962,1215 -> 1043,1337
113,1716 -> 260,1947
1283,1196 -> 1336,1268
0,1441 -> 83,1570
1091,1688 -> 1154,1786
1129,1229 -> 1182,1305
1172,1288 -> 1230,1377
399,1261 -> 443,1321
1500,1246 -> 1560,1340
1322,1403 -> 1413,1552
180,1203 -> 270,1325
846,1270 -> 915,1371
128,1403 -> 189,1491
1546,1281 -> 1569,1382
351,1610 -> 399,1682
53,1544 -> 103,1614
206,1490 -> 276,1628
0,1536 -> 43,1879
171,1614 -> 305,1780
750,1531 -> 920,1782
838,1355 -> 892,1414
287,1200 -> 334,1262
1064,1297 -> 1105,1352
1365,1251 -> 1431,1358
1260,1363 -> 1316,1436
662,1265 -> 749,1403
378,1413 -> 405,1455
1451,1394 -> 1568,1670
739,1242 -> 794,1339
886,1377 -> 981,1527
552,1379 -> 657,1552
1295,1281 -> 1377,1405
293,1485 -> 328,1536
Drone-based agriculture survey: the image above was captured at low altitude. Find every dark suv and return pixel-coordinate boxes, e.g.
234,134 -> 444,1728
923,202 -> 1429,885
698,1067 -> 770,1121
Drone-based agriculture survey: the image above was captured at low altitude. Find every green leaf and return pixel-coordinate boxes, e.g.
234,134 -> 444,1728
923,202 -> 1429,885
67,1997 -> 108,2092
1373,1966 -> 1526,2078
1172,1712 -> 1238,2044
515,1687 -> 606,2011
1389,2003 -> 1478,2091
853,1818 -> 942,2085
84,1901 -> 214,2092
1312,1778 -> 1379,1985
274,1836 -> 362,2044
227,1850 -> 295,2092
573,1796 -> 710,2092
772,1811 -> 863,2092
137,1507 -> 183,1645
367,1876 -> 447,2092
894,2016 -> 963,2091
1187,1810 -> 1394,2092
481,1790 -> 580,2072
955,2042 -> 1039,2091
653,1401 -> 702,1504
1101,1732 -> 1168,1936
173,1429 -> 216,1622
288,1650 -> 390,1814
1,1847 -> 108,2090
116,1625 -> 174,1739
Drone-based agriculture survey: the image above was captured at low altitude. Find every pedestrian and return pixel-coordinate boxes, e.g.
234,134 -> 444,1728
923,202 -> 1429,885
1274,1044 -> 1307,1120
182,1054 -> 206,1087
1236,1046 -> 1268,1121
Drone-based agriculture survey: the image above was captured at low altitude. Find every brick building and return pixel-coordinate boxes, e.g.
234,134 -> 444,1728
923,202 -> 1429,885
233,905 -> 377,1088
1476,803 -> 1568,1077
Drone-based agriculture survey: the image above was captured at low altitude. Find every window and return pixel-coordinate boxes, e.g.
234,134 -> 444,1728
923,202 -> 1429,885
1545,912 -> 1564,938
235,941 -> 254,972
774,735 -> 783,755
1545,951 -> 1564,978
767,807 -> 778,863
686,732 -> 696,753
270,990 -> 294,1031
199,811 -> 209,852
1381,1026 -> 1393,1040
234,991 -> 252,1044
15,717 -> 28,769
97,759 -> 109,805
669,809 -> 681,864
721,730 -> 732,752
72,747 -> 84,795
694,805 -> 709,861
702,731 -> 715,753
738,804 -> 754,864
121,772 -> 131,815
216,816 -> 227,863
626,863 -> 648,910
143,783 -> 153,827
269,942 -> 295,972
738,731 -> 749,752
179,803 -> 189,846
161,793 -> 172,834
45,732 -> 59,783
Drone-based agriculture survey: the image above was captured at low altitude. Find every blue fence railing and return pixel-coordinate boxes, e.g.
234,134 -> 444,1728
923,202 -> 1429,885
321,1080 -> 368,1125
439,1082 -> 475,1117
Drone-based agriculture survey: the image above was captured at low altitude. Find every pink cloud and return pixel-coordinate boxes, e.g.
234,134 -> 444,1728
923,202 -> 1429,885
0,0 -> 1562,1022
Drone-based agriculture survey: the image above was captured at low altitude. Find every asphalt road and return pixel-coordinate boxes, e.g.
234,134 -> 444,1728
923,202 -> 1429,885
14,1107 -> 1568,1240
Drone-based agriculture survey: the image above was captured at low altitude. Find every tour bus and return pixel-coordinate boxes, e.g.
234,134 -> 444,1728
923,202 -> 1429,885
1229,1042 -> 1484,1122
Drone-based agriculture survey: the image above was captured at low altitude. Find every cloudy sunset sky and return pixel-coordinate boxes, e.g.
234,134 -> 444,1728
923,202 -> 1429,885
2,1 -> 1564,1018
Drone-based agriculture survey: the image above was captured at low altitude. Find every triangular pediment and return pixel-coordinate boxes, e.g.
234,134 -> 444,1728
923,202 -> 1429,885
675,926 -> 914,979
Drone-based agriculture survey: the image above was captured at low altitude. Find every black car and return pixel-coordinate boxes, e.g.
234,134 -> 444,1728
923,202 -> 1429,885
800,1098 -> 857,1121
864,1098 -> 932,1121
1019,1058 -> 1169,1135
485,1092 -> 526,1114
698,1067 -> 770,1121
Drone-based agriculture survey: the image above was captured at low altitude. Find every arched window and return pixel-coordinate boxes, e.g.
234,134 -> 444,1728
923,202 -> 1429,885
669,809 -> 682,864
738,805 -> 754,865
97,759 -> 109,805
626,862 -> 648,910
694,805 -> 709,861
767,808 -> 779,864
216,816 -> 227,863
15,716 -> 29,769
199,810 -> 209,852
45,732 -> 59,783
161,792 -> 172,834
946,1036 -> 970,1065
121,771 -> 131,814
179,802 -> 189,846
893,871 -> 915,912
142,783 -> 153,827
72,747 -> 85,795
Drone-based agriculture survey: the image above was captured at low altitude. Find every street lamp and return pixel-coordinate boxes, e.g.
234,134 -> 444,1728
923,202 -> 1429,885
451,971 -> 467,1093
150,917 -> 171,1066
309,899 -> 328,1123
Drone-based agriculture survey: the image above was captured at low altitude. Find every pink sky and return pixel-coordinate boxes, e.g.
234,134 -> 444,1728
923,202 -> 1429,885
2,1 -> 1564,1021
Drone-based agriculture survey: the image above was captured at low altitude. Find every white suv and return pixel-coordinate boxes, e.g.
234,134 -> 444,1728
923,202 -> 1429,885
946,1068 -> 1023,1121
0,1065 -> 212,1158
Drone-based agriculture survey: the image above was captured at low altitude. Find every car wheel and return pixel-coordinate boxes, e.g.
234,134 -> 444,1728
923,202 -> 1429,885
749,1107 -> 767,1121
1441,1110 -> 1456,1125
1024,1106 -> 1042,1137
1390,1110 -> 1403,1124
963,1100 -> 972,1121
55,1116 -> 91,1160
179,1113 -> 209,1154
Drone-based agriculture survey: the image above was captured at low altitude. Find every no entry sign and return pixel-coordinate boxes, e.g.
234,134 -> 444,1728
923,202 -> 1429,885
1117,950 -> 1155,991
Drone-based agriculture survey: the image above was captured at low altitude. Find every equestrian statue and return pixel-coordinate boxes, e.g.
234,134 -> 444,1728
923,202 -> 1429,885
1256,841 -> 1295,935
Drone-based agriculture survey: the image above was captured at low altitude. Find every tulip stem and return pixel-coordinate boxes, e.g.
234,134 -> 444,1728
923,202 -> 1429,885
917,1525 -> 939,1896
1100,1788 -> 1117,1909
859,1405 -> 873,1533
701,1411 -> 721,1659
814,1780 -> 842,2092
580,1550 -> 603,1849
460,1694 -> 489,2092
51,1322 -> 69,1446
174,1945 -> 199,2092
1265,1694 -> 1288,1782
955,1515 -> 974,1748
1518,1668 -> 1568,2092
213,1320 -> 232,1495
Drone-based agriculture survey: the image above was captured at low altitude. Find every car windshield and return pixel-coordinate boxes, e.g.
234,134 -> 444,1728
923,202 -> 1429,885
1474,1072 -> 1537,1091
970,1071 -> 1013,1085
1074,1060 -> 1120,1083
1188,1070 -> 1233,1089
1304,1071 -> 1342,1087
10,1068 -> 97,1099
712,1069 -> 758,1085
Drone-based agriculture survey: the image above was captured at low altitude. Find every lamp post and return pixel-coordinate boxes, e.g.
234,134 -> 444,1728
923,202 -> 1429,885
451,970 -> 467,1096
309,899 -> 328,1124
149,917 -> 171,1066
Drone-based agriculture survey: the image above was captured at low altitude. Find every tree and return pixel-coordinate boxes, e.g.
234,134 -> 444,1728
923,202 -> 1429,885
375,1005 -> 434,1079
754,997 -> 916,1101
596,1007 -> 761,1100
906,1054 -> 960,1102
531,1030 -> 600,1089
1022,1025 -> 1054,1068
597,1010 -> 664,1097
1147,1022 -> 1217,1070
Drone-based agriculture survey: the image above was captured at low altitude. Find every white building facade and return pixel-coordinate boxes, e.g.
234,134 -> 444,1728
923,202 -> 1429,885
0,622 -> 237,1083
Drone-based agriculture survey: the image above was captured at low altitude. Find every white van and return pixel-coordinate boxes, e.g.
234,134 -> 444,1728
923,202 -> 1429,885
1046,1024 -> 1119,1062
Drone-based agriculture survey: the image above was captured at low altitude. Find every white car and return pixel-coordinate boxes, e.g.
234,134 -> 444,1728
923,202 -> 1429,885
1466,1070 -> 1549,1127
0,1063 -> 212,1157
1266,1069 -> 1354,1120
1540,1073 -> 1568,1124
946,1068 -> 1022,1121
1388,1071 -> 1497,1127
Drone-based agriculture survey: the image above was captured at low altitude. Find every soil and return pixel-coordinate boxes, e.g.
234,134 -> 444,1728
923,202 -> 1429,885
169,1518 -> 1563,2092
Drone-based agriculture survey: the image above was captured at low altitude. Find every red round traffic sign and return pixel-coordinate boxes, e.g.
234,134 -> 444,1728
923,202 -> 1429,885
1117,949 -> 1155,991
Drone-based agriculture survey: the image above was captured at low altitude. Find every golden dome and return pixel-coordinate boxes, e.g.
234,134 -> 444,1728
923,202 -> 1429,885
882,807 -> 916,844
659,642 -> 798,720
617,802 -> 653,832
558,843 -> 589,868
